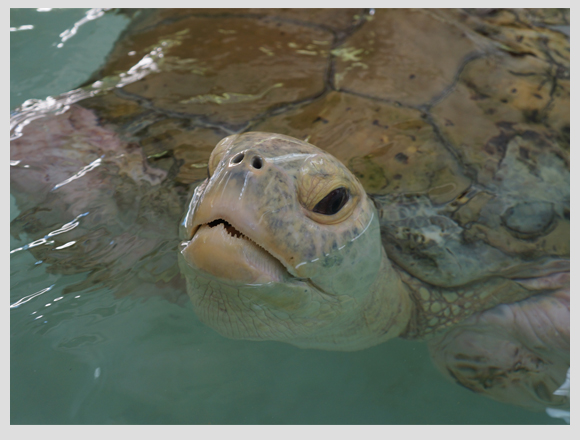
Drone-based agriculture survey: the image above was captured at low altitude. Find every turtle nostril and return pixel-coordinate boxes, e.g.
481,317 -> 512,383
251,156 -> 263,169
232,153 -> 244,164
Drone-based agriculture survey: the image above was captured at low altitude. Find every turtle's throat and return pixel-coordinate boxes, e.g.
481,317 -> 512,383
358,249 -> 414,343
297,251 -> 414,351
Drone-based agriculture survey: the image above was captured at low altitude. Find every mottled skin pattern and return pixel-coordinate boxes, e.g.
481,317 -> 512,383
180,133 -> 569,411
428,288 -> 569,411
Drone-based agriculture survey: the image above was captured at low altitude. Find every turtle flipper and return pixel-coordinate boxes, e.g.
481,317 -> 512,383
10,104 -> 187,303
427,288 -> 569,413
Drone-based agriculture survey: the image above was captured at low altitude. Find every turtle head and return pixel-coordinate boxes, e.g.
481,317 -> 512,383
179,132 -> 411,350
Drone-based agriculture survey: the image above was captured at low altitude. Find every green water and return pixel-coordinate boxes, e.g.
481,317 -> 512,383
10,9 -> 563,425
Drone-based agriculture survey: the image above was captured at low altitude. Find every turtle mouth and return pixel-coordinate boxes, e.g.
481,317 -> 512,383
181,217 -> 291,284
205,219 -> 245,239
192,218 -> 273,255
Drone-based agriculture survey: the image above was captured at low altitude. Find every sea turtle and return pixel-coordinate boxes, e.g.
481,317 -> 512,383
10,8 -> 569,417
178,130 -> 569,413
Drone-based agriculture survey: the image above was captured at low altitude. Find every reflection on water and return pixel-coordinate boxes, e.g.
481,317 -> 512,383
11,8 -> 569,424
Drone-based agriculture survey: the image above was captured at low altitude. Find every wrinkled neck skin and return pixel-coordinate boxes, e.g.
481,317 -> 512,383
315,248 -> 414,350
180,243 -> 413,351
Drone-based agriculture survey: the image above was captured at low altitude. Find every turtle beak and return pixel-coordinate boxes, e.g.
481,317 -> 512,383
180,217 -> 291,284
179,154 -> 303,283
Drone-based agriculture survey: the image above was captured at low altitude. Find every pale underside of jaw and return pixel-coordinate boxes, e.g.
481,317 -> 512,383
182,219 -> 291,285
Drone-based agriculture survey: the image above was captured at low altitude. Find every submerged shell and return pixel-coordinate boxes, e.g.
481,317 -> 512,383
86,8 -> 569,287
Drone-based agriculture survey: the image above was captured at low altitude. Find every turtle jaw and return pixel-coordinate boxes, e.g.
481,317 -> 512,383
181,216 -> 295,285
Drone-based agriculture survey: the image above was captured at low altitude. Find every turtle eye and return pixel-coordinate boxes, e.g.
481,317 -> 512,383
313,187 -> 349,215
